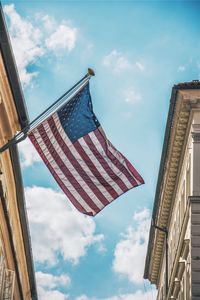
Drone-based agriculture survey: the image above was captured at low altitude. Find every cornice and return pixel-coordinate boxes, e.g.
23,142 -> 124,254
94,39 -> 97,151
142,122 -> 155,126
0,53 -> 20,143
148,91 -> 200,284
0,3 -> 29,128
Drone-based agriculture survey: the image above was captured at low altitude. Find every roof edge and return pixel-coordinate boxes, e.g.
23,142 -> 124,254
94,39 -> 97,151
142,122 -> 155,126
143,85 -> 178,280
144,80 -> 200,281
0,3 -> 29,129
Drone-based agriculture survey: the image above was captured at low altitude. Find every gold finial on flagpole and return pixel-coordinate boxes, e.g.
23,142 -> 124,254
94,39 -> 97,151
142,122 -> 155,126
88,68 -> 95,76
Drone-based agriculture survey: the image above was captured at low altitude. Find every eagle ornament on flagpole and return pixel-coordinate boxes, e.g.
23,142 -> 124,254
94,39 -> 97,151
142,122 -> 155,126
0,68 -> 144,216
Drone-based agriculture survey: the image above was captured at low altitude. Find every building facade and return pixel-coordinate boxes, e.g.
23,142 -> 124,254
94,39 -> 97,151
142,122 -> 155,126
0,4 -> 37,300
144,81 -> 200,300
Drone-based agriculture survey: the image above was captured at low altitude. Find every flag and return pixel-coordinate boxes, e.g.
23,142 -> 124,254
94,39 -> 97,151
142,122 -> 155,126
29,83 -> 144,216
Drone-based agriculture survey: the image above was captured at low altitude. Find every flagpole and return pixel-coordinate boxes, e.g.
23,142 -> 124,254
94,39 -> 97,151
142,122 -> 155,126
0,68 -> 95,153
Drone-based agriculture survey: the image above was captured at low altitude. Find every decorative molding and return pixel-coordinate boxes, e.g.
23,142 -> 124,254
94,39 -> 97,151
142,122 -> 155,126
149,94 -> 200,284
149,98 -> 191,284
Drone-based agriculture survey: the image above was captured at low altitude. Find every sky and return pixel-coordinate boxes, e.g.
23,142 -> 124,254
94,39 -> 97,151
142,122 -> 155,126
2,1 -> 200,299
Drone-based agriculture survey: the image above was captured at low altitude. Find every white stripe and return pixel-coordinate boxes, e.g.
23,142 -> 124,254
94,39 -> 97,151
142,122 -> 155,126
106,139 -> 141,185
89,132 -> 133,190
42,120 -> 104,210
32,128 -> 96,215
79,138 -> 123,195
52,112 -> 72,146
52,114 -> 114,203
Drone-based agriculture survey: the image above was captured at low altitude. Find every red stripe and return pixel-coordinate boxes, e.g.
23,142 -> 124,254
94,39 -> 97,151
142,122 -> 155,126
31,124 -> 100,214
122,156 -> 144,184
94,129 -> 141,186
29,132 -> 93,216
73,140 -> 119,199
83,135 -> 129,192
38,123 -> 100,213
48,117 -> 110,206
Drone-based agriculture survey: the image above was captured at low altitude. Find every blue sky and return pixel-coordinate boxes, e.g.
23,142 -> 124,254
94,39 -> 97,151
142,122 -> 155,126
2,1 -> 200,299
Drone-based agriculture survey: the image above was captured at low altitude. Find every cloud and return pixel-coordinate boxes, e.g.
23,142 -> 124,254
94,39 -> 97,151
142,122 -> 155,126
112,208 -> 151,284
135,62 -> 144,72
102,51 -> 145,74
25,186 -> 104,265
103,290 -> 157,300
76,289 -> 157,300
123,87 -> 142,104
45,23 -> 77,52
18,139 -> 41,167
38,289 -> 68,300
4,4 -> 44,86
102,50 -> 131,73
40,14 -> 56,31
36,271 -> 70,289
36,271 -> 69,300
178,65 -> 186,72
3,5 -> 78,87
134,209 -> 150,222
76,296 -> 90,300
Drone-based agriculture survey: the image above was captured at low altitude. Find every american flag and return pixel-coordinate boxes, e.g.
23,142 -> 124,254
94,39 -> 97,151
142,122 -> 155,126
29,83 -> 144,216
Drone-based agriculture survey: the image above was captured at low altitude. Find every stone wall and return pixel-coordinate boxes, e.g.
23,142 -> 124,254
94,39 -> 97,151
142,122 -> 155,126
190,196 -> 200,300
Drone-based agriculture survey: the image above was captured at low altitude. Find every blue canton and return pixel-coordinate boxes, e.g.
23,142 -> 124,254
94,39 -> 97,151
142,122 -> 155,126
57,83 -> 100,143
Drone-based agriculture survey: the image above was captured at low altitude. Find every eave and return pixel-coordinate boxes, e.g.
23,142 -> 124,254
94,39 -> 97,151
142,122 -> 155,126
144,81 -> 200,284
0,2 -> 29,129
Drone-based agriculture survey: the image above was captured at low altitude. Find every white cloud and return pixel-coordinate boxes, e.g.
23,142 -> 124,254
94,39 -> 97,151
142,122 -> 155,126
102,50 -> 131,73
123,87 -> 142,104
134,209 -> 150,222
36,271 -> 70,289
135,62 -> 144,72
112,208 -> 151,284
76,289 -> 157,300
25,186 -> 104,265
36,271 -> 69,300
18,138 -> 41,167
104,290 -> 157,300
178,65 -> 186,72
4,4 -> 44,87
38,289 -> 68,300
3,5 -> 78,87
76,296 -> 90,300
45,23 -> 77,52
41,14 -> 56,31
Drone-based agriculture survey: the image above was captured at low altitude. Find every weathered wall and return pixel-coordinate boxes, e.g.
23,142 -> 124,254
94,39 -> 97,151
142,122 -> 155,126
0,50 -> 33,300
